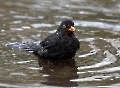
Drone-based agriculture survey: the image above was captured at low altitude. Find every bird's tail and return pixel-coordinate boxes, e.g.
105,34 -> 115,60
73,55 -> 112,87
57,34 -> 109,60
6,42 -> 40,51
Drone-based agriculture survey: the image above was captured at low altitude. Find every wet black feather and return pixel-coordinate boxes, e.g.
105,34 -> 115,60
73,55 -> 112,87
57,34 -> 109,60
33,20 -> 80,59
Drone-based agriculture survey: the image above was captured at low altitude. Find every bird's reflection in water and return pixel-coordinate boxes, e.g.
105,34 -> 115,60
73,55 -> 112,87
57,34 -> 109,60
38,58 -> 78,87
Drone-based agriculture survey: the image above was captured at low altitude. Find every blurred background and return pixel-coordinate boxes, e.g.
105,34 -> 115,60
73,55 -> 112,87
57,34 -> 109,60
0,0 -> 120,87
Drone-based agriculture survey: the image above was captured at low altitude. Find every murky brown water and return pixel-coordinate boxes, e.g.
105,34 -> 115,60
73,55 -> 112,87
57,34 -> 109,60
0,0 -> 120,87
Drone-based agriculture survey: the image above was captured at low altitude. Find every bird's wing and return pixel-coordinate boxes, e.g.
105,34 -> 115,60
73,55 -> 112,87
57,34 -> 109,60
40,33 -> 61,49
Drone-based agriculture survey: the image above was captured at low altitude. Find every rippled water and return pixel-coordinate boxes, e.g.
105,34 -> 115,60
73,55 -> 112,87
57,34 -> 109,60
0,0 -> 120,87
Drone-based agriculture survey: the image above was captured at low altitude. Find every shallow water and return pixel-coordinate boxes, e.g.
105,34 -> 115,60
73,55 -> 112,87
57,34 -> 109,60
0,0 -> 120,87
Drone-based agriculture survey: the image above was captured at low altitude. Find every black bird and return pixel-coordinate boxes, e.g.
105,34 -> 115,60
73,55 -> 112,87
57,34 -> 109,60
6,20 -> 80,59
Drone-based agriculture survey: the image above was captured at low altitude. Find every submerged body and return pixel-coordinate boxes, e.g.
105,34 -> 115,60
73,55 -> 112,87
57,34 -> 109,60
6,20 -> 80,59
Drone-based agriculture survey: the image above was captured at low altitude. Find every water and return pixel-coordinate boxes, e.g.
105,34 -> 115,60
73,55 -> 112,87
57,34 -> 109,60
0,0 -> 120,87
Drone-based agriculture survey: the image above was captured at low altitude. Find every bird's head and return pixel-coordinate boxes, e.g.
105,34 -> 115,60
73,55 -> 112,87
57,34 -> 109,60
58,20 -> 75,32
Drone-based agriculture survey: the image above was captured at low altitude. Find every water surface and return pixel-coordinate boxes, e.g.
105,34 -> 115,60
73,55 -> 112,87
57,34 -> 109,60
0,0 -> 120,87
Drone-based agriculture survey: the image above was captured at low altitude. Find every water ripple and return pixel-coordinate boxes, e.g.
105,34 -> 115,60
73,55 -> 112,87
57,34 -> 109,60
31,23 -> 54,28
70,73 -> 120,82
77,67 -> 120,74
13,15 -> 44,20
78,50 -> 117,70
105,39 -> 120,56
75,20 -> 120,31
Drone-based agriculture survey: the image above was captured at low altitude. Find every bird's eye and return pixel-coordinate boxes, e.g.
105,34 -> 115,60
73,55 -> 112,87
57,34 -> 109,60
63,25 -> 66,28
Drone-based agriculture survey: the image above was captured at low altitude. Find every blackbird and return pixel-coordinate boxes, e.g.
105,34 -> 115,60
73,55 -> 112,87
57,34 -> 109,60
6,20 -> 80,59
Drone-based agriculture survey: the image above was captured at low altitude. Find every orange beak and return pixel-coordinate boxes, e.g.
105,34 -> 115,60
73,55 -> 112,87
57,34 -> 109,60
68,26 -> 75,32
